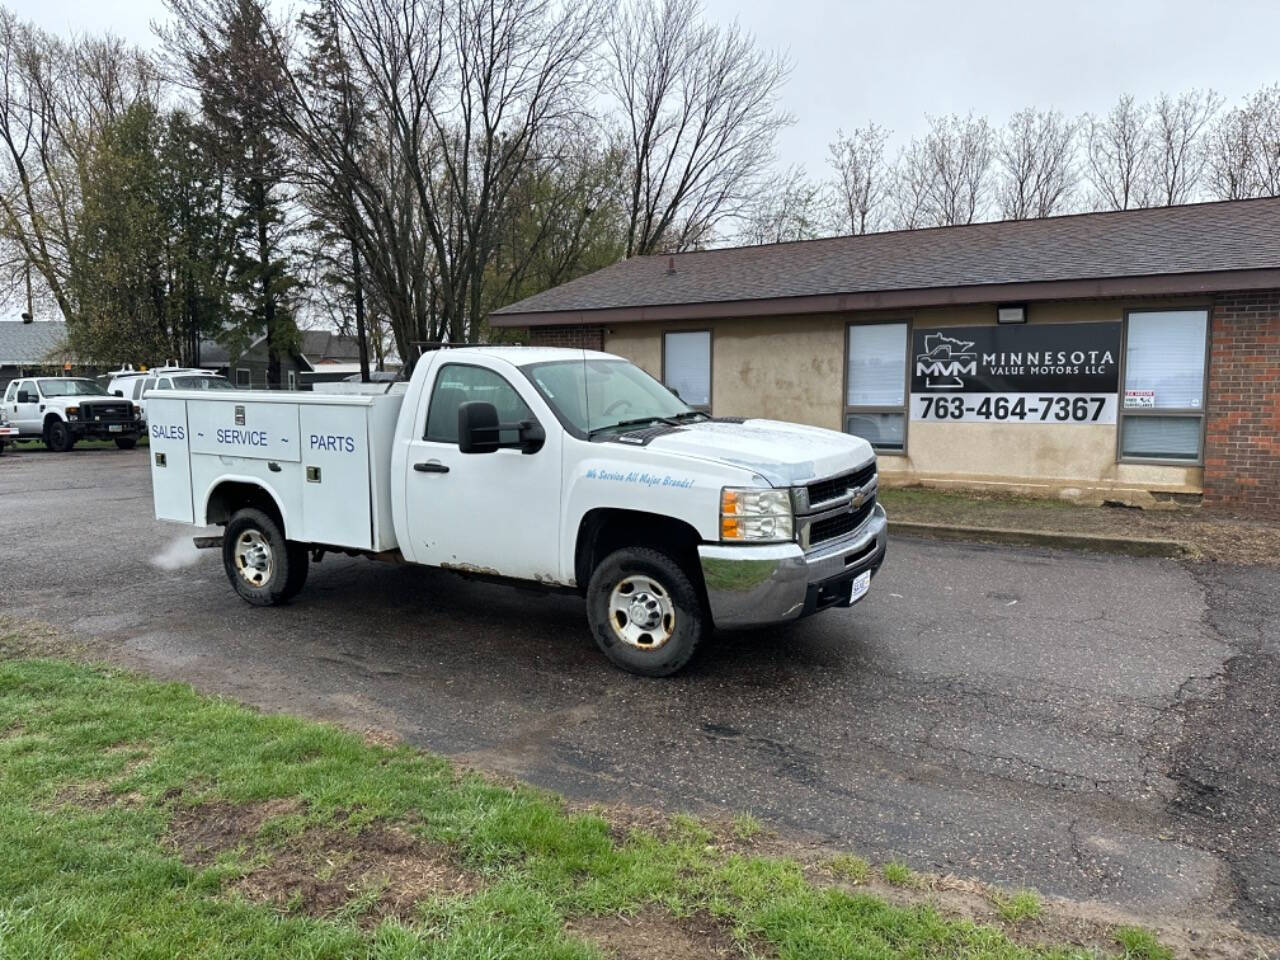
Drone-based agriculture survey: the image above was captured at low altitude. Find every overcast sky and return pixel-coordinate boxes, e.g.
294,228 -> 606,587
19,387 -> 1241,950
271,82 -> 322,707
10,0 -> 1280,176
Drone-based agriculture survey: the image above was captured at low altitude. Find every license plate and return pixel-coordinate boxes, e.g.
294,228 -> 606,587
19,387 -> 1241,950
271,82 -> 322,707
108,424 -> 124,433
849,570 -> 871,604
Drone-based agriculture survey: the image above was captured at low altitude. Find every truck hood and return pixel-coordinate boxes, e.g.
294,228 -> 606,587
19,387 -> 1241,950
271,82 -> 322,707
640,419 -> 874,486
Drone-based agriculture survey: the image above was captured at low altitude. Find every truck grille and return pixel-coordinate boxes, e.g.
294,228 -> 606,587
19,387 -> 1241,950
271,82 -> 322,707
83,401 -> 132,421
808,499 -> 876,547
798,460 -> 878,549
807,461 -> 876,507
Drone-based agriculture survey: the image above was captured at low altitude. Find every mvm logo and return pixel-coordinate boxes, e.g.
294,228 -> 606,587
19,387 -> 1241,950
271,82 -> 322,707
915,333 -> 977,389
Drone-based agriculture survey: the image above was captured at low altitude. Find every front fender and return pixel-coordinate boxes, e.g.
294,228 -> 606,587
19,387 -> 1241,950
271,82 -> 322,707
558,439 -> 765,583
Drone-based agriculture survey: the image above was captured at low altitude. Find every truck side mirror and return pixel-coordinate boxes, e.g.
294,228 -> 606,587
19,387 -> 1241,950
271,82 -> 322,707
457,400 -> 501,454
516,420 -> 545,455
112,389 -> 124,397
17,390 -> 32,403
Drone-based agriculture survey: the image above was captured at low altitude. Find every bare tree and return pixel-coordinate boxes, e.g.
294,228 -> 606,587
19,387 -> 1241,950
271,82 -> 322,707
1206,85 -> 1280,200
228,0 -> 605,359
607,0 -> 790,256
0,12 -> 156,321
736,165 -> 828,245
899,112 -> 994,227
827,123 -> 889,234
1086,94 -> 1153,210
996,107 -> 1077,219
1150,88 -> 1221,206
891,140 -> 932,230
1247,85 -> 1280,196
1205,103 -> 1258,200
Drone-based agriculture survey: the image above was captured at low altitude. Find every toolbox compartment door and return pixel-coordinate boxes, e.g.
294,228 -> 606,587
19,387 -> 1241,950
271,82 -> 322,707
187,400 -> 301,462
147,397 -> 194,523
297,404 -> 373,549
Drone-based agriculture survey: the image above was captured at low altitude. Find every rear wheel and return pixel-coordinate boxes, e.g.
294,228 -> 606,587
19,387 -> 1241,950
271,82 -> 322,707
222,507 -> 309,606
45,420 -> 74,452
586,547 -> 705,677
114,435 -> 138,450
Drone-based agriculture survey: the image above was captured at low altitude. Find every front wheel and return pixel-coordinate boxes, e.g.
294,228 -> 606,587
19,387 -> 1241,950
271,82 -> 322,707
586,547 -> 706,677
45,420 -> 74,452
222,507 -> 309,606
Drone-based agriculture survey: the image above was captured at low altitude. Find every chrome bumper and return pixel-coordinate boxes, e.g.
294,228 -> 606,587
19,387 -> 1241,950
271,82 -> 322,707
698,503 -> 888,629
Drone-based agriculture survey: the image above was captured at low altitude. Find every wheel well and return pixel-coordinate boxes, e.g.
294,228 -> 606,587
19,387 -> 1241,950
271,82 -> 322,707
43,413 -> 63,428
575,509 -> 704,594
205,481 -> 285,534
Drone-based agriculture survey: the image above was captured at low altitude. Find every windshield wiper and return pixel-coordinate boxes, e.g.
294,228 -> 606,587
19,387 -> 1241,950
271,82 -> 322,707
588,415 -> 679,437
670,410 -> 708,422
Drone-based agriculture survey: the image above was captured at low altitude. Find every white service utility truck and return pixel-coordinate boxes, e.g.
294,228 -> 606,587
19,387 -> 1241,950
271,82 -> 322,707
147,347 -> 887,676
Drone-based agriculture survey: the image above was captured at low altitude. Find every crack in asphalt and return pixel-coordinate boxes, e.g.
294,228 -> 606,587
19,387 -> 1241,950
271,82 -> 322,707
1164,564 -> 1280,934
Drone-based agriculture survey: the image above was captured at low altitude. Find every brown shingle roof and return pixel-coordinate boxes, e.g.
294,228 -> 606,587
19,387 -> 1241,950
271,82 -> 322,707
491,197 -> 1280,325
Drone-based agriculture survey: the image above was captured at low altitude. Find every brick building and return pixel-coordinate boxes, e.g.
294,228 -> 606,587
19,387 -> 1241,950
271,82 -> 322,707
491,198 -> 1280,513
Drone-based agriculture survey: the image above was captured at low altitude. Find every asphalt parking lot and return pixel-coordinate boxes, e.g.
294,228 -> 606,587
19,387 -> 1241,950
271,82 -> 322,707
1,446 -> 1276,937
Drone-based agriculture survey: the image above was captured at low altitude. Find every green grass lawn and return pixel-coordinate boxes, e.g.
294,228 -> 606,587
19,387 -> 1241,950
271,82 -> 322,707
0,655 -> 1172,960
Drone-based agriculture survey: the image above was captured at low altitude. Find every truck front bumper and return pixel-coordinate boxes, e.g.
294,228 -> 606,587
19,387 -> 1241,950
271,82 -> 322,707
68,418 -> 143,439
698,503 -> 887,629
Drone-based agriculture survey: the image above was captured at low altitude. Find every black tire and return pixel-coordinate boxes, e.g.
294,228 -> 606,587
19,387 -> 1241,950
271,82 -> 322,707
45,420 -> 74,452
585,546 -> 706,677
114,435 -> 138,450
222,507 -> 309,606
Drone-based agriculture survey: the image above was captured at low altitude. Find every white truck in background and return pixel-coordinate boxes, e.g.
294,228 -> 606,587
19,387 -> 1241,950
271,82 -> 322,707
147,347 -> 887,676
4,376 -> 144,451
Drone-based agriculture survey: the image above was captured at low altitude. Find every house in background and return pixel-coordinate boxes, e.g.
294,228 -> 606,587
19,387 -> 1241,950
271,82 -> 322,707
0,321 -> 79,390
197,335 -> 310,390
297,330 -> 398,388
196,331 -> 394,390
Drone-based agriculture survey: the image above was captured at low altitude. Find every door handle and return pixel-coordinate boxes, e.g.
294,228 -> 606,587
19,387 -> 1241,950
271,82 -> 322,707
414,461 -> 450,473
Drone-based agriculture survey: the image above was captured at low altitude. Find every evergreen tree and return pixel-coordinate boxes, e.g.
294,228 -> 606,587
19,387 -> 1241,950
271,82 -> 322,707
167,0 -> 299,386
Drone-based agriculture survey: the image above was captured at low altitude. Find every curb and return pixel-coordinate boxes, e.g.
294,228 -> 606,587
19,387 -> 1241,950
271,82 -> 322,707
887,520 -> 1190,558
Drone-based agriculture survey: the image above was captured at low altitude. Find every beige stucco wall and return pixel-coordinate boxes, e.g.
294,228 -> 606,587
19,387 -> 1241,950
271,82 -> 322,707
603,298 -> 1206,503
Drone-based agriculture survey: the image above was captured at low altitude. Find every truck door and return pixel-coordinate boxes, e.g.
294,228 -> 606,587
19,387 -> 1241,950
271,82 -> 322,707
402,360 -> 563,582
13,380 -> 41,433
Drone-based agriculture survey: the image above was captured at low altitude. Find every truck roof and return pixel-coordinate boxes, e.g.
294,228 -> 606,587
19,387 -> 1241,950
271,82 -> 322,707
454,346 -> 616,367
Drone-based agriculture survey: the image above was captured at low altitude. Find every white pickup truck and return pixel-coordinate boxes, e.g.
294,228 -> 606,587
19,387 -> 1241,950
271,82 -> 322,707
147,347 -> 886,675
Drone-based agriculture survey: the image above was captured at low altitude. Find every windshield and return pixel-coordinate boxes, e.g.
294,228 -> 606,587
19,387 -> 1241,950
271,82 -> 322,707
171,375 -> 233,390
37,379 -> 107,397
523,359 -> 698,435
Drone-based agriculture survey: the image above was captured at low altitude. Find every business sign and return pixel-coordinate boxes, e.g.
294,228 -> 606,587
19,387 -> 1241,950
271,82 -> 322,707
910,322 -> 1122,424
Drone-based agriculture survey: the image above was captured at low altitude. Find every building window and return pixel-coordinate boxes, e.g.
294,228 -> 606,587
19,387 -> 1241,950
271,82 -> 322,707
845,321 -> 907,452
287,370 -> 297,391
662,330 -> 711,411
1120,309 -> 1208,462
236,368 -> 250,388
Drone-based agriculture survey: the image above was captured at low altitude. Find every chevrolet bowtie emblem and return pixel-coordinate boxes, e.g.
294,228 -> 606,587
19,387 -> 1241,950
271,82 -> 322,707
850,487 -> 866,509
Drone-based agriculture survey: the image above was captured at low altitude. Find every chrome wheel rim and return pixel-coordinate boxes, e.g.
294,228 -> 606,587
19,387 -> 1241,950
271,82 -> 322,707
234,529 -> 273,588
608,575 -> 675,650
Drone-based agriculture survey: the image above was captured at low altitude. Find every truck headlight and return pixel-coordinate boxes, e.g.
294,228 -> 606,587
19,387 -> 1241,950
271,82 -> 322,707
65,406 -> 79,419
720,487 -> 794,542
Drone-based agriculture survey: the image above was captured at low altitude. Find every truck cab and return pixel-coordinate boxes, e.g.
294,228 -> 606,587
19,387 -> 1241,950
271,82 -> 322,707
148,347 -> 887,675
4,376 -> 144,451
106,368 -> 232,423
